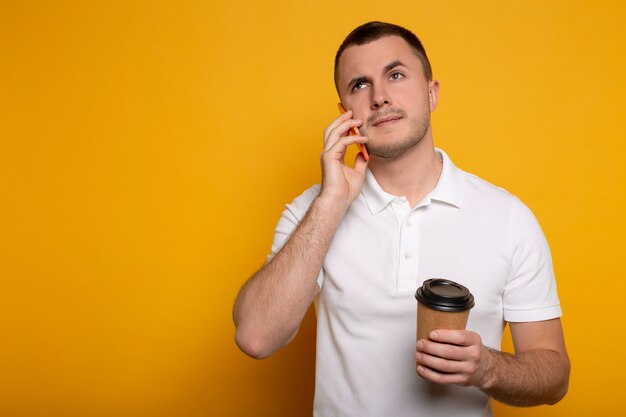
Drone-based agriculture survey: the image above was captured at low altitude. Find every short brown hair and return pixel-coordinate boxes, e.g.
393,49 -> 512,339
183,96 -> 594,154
334,21 -> 433,88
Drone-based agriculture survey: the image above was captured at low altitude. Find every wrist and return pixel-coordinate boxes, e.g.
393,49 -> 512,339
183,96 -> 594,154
476,346 -> 499,391
315,192 -> 351,215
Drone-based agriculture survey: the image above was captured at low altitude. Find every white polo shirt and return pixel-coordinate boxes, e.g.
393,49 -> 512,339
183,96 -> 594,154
270,149 -> 561,417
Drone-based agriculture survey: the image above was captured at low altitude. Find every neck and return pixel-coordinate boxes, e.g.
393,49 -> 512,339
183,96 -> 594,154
368,130 -> 442,207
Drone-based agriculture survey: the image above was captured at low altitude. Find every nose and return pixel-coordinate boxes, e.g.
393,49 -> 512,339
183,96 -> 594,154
371,84 -> 392,109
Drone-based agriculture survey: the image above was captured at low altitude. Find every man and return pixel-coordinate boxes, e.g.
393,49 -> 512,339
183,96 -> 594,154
233,21 -> 570,416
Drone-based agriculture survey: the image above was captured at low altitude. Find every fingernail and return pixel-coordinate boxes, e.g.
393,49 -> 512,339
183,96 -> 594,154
415,352 -> 421,360
430,332 -> 438,340
416,341 -> 423,350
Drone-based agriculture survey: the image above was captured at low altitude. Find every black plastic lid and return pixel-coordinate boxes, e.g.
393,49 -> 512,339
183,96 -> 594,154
415,279 -> 475,312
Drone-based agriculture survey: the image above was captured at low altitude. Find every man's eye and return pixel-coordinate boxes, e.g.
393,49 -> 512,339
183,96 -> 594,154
390,72 -> 404,80
353,82 -> 366,91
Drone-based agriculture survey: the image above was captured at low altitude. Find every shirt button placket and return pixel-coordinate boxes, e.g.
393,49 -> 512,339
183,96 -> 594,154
395,200 -> 419,292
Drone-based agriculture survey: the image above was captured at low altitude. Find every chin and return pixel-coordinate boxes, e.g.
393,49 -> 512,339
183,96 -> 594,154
366,132 -> 425,159
367,141 -> 421,159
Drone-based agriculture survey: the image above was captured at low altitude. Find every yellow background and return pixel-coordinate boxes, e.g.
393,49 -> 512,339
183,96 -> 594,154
1,0 -> 624,415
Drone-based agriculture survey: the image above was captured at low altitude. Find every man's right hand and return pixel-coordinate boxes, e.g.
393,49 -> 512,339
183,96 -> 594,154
320,110 -> 369,207
234,111 -> 369,359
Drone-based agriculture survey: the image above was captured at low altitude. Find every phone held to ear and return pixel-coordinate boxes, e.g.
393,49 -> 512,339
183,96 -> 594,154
337,103 -> 369,161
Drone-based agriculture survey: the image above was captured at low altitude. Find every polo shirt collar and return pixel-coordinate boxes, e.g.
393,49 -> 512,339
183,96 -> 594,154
361,148 -> 465,214
430,148 -> 465,208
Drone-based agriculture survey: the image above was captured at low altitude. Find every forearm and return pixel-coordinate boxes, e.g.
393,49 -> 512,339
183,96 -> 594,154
480,347 -> 570,406
233,195 -> 348,358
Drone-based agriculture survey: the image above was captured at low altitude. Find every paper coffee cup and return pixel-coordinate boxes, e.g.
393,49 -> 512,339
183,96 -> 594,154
415,279 -> 475,342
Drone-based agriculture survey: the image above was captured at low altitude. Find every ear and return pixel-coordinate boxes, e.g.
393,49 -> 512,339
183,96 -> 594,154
428,80 -> 440,112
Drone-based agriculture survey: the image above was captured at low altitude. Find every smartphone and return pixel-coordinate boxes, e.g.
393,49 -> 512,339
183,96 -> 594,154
338,103 -> 369,161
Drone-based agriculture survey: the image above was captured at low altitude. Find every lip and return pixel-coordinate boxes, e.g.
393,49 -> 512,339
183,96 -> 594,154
372,115 -> 402,127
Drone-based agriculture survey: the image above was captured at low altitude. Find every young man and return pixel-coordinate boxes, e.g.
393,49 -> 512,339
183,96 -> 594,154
233,21 -> 569,416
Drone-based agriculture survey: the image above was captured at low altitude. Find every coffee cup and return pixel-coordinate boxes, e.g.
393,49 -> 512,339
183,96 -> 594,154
415,278 -> 475,343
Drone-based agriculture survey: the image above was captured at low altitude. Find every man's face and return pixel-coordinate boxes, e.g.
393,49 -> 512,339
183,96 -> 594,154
336,36 -> 439,159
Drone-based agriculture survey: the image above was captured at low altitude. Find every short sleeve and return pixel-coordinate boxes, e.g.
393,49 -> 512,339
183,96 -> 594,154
503,197 -> 562,322
267,185 -> 324,288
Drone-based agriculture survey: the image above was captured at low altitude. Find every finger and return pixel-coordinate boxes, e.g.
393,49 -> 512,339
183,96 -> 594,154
415,350 -> 471,374
429,330 -> 480,347
323,135 -> 368,160
323,111 -> 354,145
326,109 -> 353,133
324,119 -> 364,151
416,364 -> 467,385
324,118 -> 364,150
353,148 -> 369,173
416,339 -> 467,361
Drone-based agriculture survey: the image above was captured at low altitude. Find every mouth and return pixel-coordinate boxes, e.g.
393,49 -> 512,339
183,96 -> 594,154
372,114 -> 402,127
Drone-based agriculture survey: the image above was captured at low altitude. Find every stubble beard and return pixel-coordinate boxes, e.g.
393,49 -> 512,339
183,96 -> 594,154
364,111 -> 431,160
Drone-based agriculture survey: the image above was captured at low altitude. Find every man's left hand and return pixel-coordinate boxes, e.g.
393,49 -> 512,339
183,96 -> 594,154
415,329 -> 493,388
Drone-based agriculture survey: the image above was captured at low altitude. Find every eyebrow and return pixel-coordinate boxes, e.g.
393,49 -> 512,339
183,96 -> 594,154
383,60 -> 406,74
346,60 -> 408,93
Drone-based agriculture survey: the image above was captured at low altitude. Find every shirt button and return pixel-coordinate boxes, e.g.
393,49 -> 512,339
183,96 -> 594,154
404,251 -> 413,259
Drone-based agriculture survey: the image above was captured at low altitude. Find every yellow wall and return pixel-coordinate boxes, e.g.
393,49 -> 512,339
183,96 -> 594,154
1,1 -> 624,415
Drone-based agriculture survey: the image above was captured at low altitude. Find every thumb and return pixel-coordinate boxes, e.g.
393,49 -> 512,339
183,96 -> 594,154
353,152 -> 369,175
